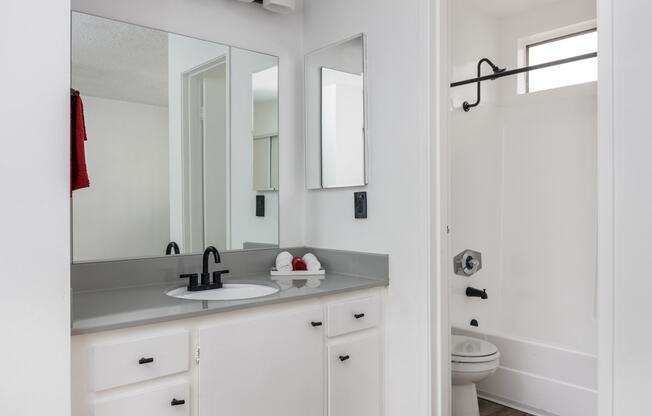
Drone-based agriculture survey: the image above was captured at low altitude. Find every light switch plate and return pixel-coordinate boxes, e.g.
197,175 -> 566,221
354,192 -> 367,219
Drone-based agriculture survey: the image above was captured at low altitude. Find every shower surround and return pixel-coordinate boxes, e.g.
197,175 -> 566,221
450,0 -> 598,414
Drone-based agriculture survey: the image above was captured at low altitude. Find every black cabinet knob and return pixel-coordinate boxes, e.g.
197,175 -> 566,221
170,398 -> 185,406
354,313 -> 365,319
339,355 -> 350,362
139,357 -> 154,365
311,321 -> 323,327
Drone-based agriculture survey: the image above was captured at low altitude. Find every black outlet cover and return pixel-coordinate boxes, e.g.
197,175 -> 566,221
354,192 -> 367,219
256,195 -> 265,217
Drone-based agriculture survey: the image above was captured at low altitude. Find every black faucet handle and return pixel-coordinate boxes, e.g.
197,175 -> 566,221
212,269 -> 229,286
180,273 -> 199,289
201,272 -> 211,286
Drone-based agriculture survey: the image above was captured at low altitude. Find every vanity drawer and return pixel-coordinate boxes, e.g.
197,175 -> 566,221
94,382 -> 189,416
93,331 -> 189,391
327,296 -> 380,337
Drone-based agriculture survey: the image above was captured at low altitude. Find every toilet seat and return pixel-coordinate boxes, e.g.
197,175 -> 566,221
451,335 -> 500,363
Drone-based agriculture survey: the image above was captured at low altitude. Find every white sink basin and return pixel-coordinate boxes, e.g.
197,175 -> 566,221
166,284 -> 279,301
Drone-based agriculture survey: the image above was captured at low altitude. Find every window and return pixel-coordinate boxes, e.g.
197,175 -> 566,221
526,28 -> 597,93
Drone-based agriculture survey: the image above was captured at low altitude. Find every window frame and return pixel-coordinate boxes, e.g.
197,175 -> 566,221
524,27 -> 597,93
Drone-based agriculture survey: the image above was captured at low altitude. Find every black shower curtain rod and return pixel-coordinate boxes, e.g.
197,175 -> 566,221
450,52 -> 597,88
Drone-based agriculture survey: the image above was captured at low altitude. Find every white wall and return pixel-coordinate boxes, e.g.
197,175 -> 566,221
73,96 -> 170,261
611,1 -> 652,414
302,1 -> 431,415
253,99 -> 278,137
449,0 -> 502,336
230,48 -> 279,248
0,0 -> 70,415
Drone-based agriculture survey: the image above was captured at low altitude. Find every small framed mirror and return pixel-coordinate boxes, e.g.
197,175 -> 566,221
305,34 -> 367,189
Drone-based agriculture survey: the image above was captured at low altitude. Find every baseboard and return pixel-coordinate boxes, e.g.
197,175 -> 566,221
478,366 -> 597,416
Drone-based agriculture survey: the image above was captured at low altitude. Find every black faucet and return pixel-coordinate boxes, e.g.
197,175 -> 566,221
165,241 -> 180,255
466,287 -> 488,299
179,246 -> 230,291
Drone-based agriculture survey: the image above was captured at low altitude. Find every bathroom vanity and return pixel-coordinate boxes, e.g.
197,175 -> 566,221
72,286 -> 384,416
70,247 -> 387,416
71,246 -> 387,416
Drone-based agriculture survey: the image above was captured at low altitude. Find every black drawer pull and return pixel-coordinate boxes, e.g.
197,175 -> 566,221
311,321 -> 323,327
354,313 -> 365,319
139,357 -> 154,365
339,355 -> 350,362
171,398 -> 186,406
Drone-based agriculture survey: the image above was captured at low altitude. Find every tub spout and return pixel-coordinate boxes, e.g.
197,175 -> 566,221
466,287 -> 488,299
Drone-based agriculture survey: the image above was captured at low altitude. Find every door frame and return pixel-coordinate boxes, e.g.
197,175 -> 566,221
180,55 -> 230,251
596,0 -> 614,414
430,0 -> 450,415
429,0 -> 615,415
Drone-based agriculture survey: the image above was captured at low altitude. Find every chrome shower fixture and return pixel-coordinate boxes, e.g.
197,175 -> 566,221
454,249 -> 483,276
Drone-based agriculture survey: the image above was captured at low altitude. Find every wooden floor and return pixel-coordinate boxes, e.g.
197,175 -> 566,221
479,399 -> 531,416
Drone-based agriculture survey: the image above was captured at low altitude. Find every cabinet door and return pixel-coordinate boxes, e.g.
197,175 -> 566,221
328,331 -> 381,416
198,305 -> 324,416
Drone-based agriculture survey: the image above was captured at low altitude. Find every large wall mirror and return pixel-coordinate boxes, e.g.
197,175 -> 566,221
305,34 -> 368,189
71,12 -> 279,262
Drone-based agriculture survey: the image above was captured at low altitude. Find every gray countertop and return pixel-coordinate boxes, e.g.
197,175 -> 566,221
72,272 -> 386,335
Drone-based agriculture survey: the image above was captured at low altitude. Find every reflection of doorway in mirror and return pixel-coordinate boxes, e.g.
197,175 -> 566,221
320,67 -> 365,188
252,66 -> 279,192
181,57 -> 229,253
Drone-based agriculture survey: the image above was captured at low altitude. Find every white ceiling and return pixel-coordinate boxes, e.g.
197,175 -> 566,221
467,0 -> 567,18
72,13 -> 169,106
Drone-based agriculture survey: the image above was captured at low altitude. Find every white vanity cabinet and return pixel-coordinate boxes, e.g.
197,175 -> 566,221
326,296 -> 382,416
328,331 -> 381,416
197,304 -> 325,416
72,289 -> 383,416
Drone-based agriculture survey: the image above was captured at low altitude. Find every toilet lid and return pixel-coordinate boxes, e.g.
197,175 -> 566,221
451,335 -> 498,358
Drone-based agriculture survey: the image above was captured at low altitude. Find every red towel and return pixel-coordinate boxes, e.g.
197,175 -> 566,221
292,257 -> 307,271
71,93 -> 90,192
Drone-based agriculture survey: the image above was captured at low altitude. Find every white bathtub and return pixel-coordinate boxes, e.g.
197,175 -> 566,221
452,326 -> 597,416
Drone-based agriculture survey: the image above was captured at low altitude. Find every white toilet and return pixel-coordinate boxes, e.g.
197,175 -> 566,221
451,335 -> 500,416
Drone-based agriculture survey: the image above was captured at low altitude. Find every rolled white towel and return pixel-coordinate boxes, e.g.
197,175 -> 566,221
275,251 -> 293,272
302,253 -> 322,271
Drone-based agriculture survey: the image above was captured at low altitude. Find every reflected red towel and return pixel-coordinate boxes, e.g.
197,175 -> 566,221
71,93 -> 90,193
292,257 -> 307,271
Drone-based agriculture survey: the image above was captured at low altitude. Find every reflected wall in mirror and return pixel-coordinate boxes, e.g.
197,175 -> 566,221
71,12 -> 279,262
305,34 -> 367,189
